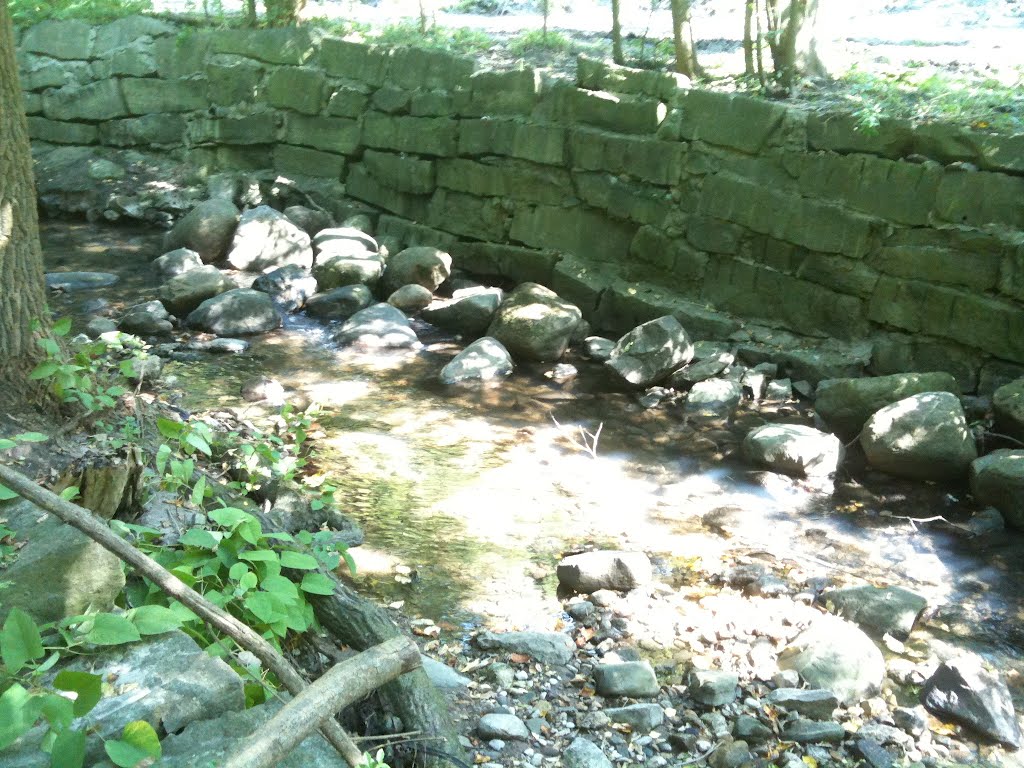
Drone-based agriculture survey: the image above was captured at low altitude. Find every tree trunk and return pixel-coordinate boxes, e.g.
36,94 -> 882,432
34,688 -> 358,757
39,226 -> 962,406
743,0 -> 755,76
263,0 -> 305,26
0,0 -> 48,389
610,0 -> 624,65
669,0 -> 701,78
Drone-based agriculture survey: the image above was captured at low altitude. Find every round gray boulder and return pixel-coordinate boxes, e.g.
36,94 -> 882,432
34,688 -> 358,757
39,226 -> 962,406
163,198 -> 240,263
185,288 -> 282,336
422,287 -> 503,338
226,205 -> 313,273
440,337 -> 514,385
487,283 -> 582,362
742,423 -> 845,477
992,377 -> 1024,443
305,285 -> 374,320
332,303 -> 419,350
387,284 -> 433,313
607,315 -> 694,388
118,300 -> 174,336
860,391 -> 978,481
969,449 -> 1024,529
381,246 -> 452,295
556,550 -> 652,593
153,248 -> 203,280
159,264 -> 236,317
251,264 -> 318,313
312,251 -> 383,291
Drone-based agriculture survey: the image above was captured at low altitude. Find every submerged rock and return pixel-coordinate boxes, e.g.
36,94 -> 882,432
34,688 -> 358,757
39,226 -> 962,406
860,392 -> 978,481
487,283 -> 582,362
969,449 -> 1024,529
607,315 -> 694,388
332,303 -> 419,350
45,271 -> 119,290
742,423 -> 844,478
185,288 -> 282,336
440,337 -> 514,384
921,656 -> 1022,748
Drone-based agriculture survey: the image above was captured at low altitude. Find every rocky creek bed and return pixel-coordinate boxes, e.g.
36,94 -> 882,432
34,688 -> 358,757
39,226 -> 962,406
14,209 -> 1024,768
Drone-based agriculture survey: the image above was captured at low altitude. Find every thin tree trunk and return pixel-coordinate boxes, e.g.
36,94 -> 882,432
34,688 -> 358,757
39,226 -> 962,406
610,0 -> 624,64
776,0 -> 806,89
0,0 -> 48,389
755,0 -> 767,89
669,0 -> 701,78
743,0 -> 755,75
541,0 -> 549,42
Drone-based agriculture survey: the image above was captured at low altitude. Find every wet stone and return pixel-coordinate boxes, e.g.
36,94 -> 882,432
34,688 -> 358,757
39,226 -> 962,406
921,656 -> 1022,748
735,715 -> 772,743
46,271 -> 119,290
689,669 -> 739,707
766,688 -> 839,720
593,661 -> 660,698
584,336 -> 614,361
853,737 -> 895,768
782,719 -> 845,743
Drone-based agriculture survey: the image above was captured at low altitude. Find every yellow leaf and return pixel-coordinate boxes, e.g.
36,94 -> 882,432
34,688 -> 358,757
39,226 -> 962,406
802,757 -> 818,768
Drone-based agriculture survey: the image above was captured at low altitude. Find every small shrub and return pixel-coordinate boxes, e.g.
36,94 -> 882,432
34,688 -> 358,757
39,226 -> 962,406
372,21 -> 494,55
10,0 -> 153,25
507,28 -> 573,56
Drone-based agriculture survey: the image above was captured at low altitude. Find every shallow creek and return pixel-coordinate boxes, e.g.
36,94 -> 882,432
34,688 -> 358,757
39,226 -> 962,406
43,220 -> 1024,707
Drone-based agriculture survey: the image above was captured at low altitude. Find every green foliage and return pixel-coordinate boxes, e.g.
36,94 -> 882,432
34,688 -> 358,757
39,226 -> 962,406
0,431 -> 49,503
29,322 -> 146,417
372,22 -> 494,55
9,0 -> 153,25
837,65 -> 1024,133
119,505 -> 350,681
507,28 -> 574,56
0,607 -> 171,767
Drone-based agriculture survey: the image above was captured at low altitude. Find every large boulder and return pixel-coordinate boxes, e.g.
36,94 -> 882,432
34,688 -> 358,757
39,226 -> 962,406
921,656 -> 1022,749
820,585 -> 928,640
185,288 -> 282,336
312,251 -> 384,291
685,378 -> 743,420
153,247 -> 203,279
284,204 -> 333,236
992,377 -> 1024,443
487,283 -> 582,362
381,246 -> 452,295
475,630 -> 575,666
226,205 -> 313,273
118,299 -> 174,336
332,303 -> 419,350
778,613 -> 884,705
387,284 -> 433,313
312,226 -> 378,256
969,449 -> 1024,529
163,198 -> 240,263
305,284 -> 374,320
815,372 -> 960,441
0,499 -> 124,625
251,264 -> 318,312
422,288 -> 504,338
860,392 -> 978,481
440,337 -> 514,384
607,315 -> 694,387
742,423 -> 845,478
556,551 -> 652,593
159,264 -> 236,316
593,661 -> 660,698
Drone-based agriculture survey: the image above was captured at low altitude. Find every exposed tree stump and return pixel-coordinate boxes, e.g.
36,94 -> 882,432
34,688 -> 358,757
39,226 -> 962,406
54,444 -> 145,519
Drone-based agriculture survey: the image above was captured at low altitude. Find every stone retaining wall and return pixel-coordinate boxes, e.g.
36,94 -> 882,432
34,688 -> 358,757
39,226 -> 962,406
17,17 -> 1024,390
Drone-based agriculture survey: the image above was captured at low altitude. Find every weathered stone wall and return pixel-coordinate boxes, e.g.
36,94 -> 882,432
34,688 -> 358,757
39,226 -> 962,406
17,17 -> 1024,389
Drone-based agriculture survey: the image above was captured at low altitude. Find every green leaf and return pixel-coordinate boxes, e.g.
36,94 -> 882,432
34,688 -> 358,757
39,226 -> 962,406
243,592 -> 283,624
237,518 -> 263,545
13,432 -> 48,443
300,573 -> 336,595
156,417 -> 183,440
261,574 -> 299,601
294,530 -> 313,545
190,475 -> 207,507
106,721 -> 160,766
155,444 -> 171,476
29,360 -> 60,380
240,549 -> 279,563
184,432 -> 212,456
52,317 -> 72,336
127,605 -> 182,636
179,528 -> 220,550
59,486 -> 80,502
49,727 -> 87,768
0,484 -> 17,501
341,550 -> 358,577
0,683 -> 34,751
39,692 -> 76,729
53,671 -> 102,717
279,551 -> 318,570
239,572 -> 258,591
228,562 -> 250,582
0,438 -> 15,450
208,507 -> 253,530
1,607 -> 45,673
84,614 -> 141,646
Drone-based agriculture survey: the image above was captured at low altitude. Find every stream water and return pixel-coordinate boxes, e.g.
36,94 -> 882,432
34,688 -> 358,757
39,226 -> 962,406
42,220 -> 1024,712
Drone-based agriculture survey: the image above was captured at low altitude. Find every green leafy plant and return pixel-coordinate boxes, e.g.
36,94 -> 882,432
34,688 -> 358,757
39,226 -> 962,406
9,0 -> 153,26
29,321 -> 148,416
0,606 -> 177,767
372,22 -> 494,55
507,28 -> 574,56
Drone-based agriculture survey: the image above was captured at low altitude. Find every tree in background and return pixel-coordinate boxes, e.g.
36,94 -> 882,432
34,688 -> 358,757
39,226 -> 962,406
0,0 -> 48,390
669,0 -> 700,77
242,0 -> 305,26
610,0 -> 624,64
746,0 -> 826,90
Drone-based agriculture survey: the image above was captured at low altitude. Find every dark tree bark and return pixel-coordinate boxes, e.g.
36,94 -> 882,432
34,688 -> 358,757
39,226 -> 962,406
610,0 -> 624,65
669,0 -> 701,78
0,0 -> 48,389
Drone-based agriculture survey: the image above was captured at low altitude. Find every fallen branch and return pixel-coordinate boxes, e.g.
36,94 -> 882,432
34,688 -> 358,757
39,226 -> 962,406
0,462 -> 365,768
223,636 -> 421,768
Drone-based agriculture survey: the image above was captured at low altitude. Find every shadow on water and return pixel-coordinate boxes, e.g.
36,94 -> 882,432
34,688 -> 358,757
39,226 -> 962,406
42,222 -> 1024,691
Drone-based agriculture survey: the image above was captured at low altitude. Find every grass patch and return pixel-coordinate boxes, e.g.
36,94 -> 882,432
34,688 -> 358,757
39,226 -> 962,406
10,0 -> 152,25
371,21 -> 495,55
506,28 -> 574,56
830,65 -> 1024,132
